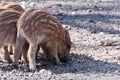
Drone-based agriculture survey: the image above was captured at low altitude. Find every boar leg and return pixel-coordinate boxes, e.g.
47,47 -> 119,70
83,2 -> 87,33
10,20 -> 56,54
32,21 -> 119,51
41,41 -> 62,65
27,43 -> 38,72
8,45 -> 13,54
2,45 -> 12,63
21,41 -> 29,65
12,34 -> 25,68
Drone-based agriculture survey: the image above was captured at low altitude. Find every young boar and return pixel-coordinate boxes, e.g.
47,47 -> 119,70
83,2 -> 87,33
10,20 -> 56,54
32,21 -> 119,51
0,2 -> 25,63
0,9 -> 22,63
13,8 -> 71,71
0,2 -> 24,13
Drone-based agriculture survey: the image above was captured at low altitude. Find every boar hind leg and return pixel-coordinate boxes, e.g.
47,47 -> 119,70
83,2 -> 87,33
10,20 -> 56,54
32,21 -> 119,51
27,43 -> 38,72
12,34 -> 25,68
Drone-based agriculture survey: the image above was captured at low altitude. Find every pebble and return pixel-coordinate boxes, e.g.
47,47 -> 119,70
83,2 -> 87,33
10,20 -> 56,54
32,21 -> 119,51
62,24 -> 71,30
71,11 -> 76,15
56,4 -> 62,7
39,69 -> 52,75
115,46 -> 120,49
99,32 -> 105,35
29,73 -> 34,77
39,69 -> 46,74
87,9 -> 92,13
102,50 -> 109,54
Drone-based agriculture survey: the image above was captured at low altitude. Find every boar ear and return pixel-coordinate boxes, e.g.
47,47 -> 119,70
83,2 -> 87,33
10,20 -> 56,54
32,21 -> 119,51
64,29 -> 72,49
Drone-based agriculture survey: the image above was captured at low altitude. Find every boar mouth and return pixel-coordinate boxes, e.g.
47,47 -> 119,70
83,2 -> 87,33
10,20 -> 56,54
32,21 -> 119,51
60,55 -> 69,63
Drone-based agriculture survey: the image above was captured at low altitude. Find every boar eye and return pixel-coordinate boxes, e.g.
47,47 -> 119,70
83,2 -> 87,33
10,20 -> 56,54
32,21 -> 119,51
66,44 -> 71,49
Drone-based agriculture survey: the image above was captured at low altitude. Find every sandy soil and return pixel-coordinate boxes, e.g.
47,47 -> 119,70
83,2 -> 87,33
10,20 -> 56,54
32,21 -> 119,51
0,0 -> 120,80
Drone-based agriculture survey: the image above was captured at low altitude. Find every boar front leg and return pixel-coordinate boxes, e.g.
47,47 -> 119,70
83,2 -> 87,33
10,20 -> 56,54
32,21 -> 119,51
41,40 -> 62,65
21,41 -> 29,67
2,45 -> 12,63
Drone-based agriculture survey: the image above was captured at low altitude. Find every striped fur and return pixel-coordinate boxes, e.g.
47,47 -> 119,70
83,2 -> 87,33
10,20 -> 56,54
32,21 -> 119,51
13,8 -> 71,71
0,2 -> 26,63
0,9 -> 21,63
0,2 -> 24,13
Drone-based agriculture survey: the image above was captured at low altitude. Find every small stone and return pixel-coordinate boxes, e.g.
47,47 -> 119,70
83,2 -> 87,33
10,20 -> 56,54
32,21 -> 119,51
99,32 -> 105,35
99,41 -> 105,46
56,4 -> 62,7
99,7 -> 103,10
63,24 -> 71,30
20,1 -> 26,9
94,5 -> 98,8
47,76 -> 52,80
23,67 -> 30,72
28,2 -> 36,7
116,56 -> 120,60
71,11 -> 76,15
88,20 -> 95,24
87,9 -> 92,12
115,46 -> 120,49
105,41 -> 118,46
58,13 -> 62,16
73,9 -> 78,11
39,69 -> 46,74
29,73 -> 34,77
103,50 -> 109,54
47,70 -> 53,75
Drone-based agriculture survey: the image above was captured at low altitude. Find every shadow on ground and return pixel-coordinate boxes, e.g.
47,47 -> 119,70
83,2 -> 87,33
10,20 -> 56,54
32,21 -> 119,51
0,53 -> 120,74
35,53 -> 120,74
54,13 -> 120,34
45,3 -> 120,34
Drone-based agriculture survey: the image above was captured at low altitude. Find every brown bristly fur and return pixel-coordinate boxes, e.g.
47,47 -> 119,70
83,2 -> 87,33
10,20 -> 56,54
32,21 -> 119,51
0,2 -> 26,63
13,8 -> 71,71
0,9 -> 21,63
0,2 -> 24,13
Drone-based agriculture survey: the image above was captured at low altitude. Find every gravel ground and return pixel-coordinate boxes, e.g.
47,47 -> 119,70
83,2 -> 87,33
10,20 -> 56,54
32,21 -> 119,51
0,0 -> 120,80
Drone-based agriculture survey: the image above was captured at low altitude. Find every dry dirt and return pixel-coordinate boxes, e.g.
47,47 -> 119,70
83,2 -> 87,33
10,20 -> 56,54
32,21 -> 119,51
0,0 -> 120,80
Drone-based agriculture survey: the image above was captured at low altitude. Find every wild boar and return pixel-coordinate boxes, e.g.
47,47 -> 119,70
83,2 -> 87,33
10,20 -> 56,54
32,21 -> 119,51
0,9 -> 22,63
13,8 -> 71,71
0,2 -> 25,63
0,2 -> 24,13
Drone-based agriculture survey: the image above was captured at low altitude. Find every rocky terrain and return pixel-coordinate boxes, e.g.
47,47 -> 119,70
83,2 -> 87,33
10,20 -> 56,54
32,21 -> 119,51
0,0 -> 120,80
